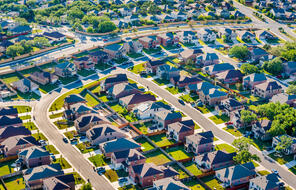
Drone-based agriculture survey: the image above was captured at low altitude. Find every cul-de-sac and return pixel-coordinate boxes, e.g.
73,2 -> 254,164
1,0 -> 296,189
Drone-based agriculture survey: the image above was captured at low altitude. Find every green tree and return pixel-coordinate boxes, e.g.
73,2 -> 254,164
80,183 -> 92,190
275,135 -> 293,154
33,37 -> 50,48
263,57 -> 283,75
86,26 -> 95,33
241,110 -> 257,127
98,21 -> 116,33
286,85 -> 296,95
6,44 -> 24,57
229,45 -> 249,60
240,63 -> 259,74
232,137 -> 252,151
233,150 -> 261,164
268,120 -> 286,137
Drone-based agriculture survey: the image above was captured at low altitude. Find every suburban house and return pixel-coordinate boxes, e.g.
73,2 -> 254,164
202,63 -> 235,76
166,120 -> 195,142
126,40 -> 143,53
64,94 -> 86,110
30,71 -> 59,85
54,62 -> 77,78
43,174 -> 75,190
18,146 -> 51,168
111,149 -> 146,170
129,163 -> 178,187
197,28 -> 216,42
73,56 -> 95,70
1,135 -> 40,157
0,106 -> 18,117
218,28 -> 237,42
86,124 -> 127,145
89,50 -> 109,64
250,48 -> 269,62
252,81 -> 283,99
229,110 -> 244,129
0,126 -> 31,143
185,81 -> 216,94
270,93 -> 296,107
216,98 -> 244,116
119,93 -> 156,111
23,164 -> 64,189
103,43 -> 128,59
154,110 -> 182,129
65,103 -> 96,121
243,73 -> 267,90
43,31 -> 66,43
216,162 -> 256,188
156,64 -> 180,80
146,59 -> 165,74
255,30 -> 278,41
138,36 -> 160,49
176,31 -> 198,45
249,173 -> 280,190
185,131 -> 214,155
0,82 -> 17,99
215,69 -> 243,85
270,8 -> 286,18
252,119 -> 272,141
0,115 -> 22,128
100,74 -> 128,91
152,178 -> 189,190
100,138 -> 141,157
107,83 -> 142,99
194,150 -> 236,171
133,101 -> 171,120
283,61 -> 296,75
272,135 -> 296,155
74,113 -> 111,133
237,30 -> 255,42
12,78 -> 39,93
199,86 -> 228,106
157,32 -> 179,47
170,75 -> 202,89
179,49 -> 203,64
196,53 -> 219,67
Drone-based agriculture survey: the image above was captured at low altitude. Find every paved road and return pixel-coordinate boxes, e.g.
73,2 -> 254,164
121,69 -> 296,189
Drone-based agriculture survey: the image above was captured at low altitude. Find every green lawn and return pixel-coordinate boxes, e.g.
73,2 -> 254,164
23,122 -> 37,130
209,114 -> 230,124
127,52 -> 143,59
95,62 -> 111,71
180,94 -> 198,103
116,169 -> 129,178
269,152 -> 294,165
19,115 -> 31,120
0,73 -> 22,84
152,78 -> 169,86
13,106 -> 31,113
135,138 -> 155,152
201,176 -> 224,190
113,57 -> 128,64
77,69 -> 96,77
251,139 -> 271,151
64,130 -> 78,140
184,180 -> 206,190
54,120 -> 73,130
2,176 -> 25,190
39,83 -> 59,94
258,170 -> 271,176
143,47 -> 162,54
145,150 -> 171,165
183,162 -> 203,176
105,169 -> 119,182
59,75 -> 79,85
215,143 -> 237,153
166,146 -> 193,161
196,106 -> 214,114
223,126 -> 243,137
134,122 -> 153,134
149,134 -> 175,147
53,158 -> 71,169
45,145 -> 59,155
109,103 -> 127,115
0,160 -> 15,176
83,93 -> 100,107
49,112 -> 64,119
68,172 -> 85,184
88,154 -> 110,167
32,133 -> 48,141
165,86 -> 182,95
170,164 -> 189,179
128,63 -> 145,74
162,44 -> 178,50
76,142 -> 96,154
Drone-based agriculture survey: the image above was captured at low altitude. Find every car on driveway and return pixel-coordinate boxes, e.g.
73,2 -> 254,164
63,137 -> 68,143
118,177 -> 128,184
97,167 -> 106,175
178,99 -> 185,105
272,169 -> 279,175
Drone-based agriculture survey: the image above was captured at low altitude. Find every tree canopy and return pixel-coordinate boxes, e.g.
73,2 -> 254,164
240,63 -> 259,74
229,45 -> 249,60
286,85 -> 296,95
262,57 -> 283,75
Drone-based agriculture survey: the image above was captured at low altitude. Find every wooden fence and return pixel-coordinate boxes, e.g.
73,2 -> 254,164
145,130 -> 166,137
0,155 -> 18,163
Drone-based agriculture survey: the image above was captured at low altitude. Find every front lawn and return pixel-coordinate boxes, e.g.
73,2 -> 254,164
19,115 -> 31,120
165,86 -> 183,95
184,180 -> 206,190
64,130 -> 78,139
23,122 -> 37,130
54,120 -> 73,130
68,172 -> 85,184
258,170 -> 271,176
83,93 -> 100,107
49,112 -> 64,119
269,152 -> 294,165
105,169 -> 119,182
127,52 -> 143,59
145,150 -> 171,165
76,142 -> 97,154
215,143 -> 237,153
135,138 -> 155,152
180,94 -> 198,103
209,114 -> 229,124
196,106 -> 213,114
152,78 -> 169,86
45,145 -> 59,155
166,146 -> 193,161
53,158 -> 71,169
13,106 -> 31,113
59,75 -> 79,85
289,165 -> 296,175
183,162 -> 203,176
95,62 -> 111,71
143,47 -> 162,54
32,133 -> 48,141
88,154 -> 110,167
170,164 -> 189,179
201,176 -> 224,190
77,69 -> 96,77
0,160 -> 15,176
162,44 -> 178,50
223,126 -> 243,137
128,63 -> 145,74
3,176 -> 25,190
149,134 -> 175,147
113,57 -> 128,64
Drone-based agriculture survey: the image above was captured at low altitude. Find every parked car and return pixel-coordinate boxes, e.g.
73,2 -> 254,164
97,167 -> 106,175
63,137 -> 68,143
271,169 -> 278,175
178,99 -> 185,105
118,177 -> 128,184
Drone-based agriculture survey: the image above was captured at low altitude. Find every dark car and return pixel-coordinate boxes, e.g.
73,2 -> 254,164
118,177 -> 128,184
97,167 -> 106,175
178,99 -> 185,105
63,137 -> 68,143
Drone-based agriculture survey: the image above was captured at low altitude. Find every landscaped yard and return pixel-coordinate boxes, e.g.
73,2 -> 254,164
23,122 -> 37,130
223,126 -> 243,137
184,180 -> 206,190
49,112 -> 64,119
109,103 -> 127,115
209,114 -> 229,124
269,152 -> 294,165
2,176 -> 25,190
0,160 -> 15,176
83,93 -> 100,107
166,146 -> 193,161
54,120 -> 73,130
59,75 -> 79,85
152,78 -> 169,86
53,158 -> 71,169
19,115 -> 31,120
170,164 -> 189,179
127,52 -> 143,59
196,106 -> 213,114
289,165 -> 296,175
95,62 -> 111,71
135,138 -> 155,152
215,143 -> 237,153
251,139 -> 271,151
95,94 -> 109,102
143,47 -> 162,54
13,106 -> 31,113
77,69 -> 96,77
134,122 -> 153,134
113,57 -> 128,64
76,142 -> 97,154
68,172 -> 85,184
149,134 -> 175,147
88,154 -> 110,167
105,169 -> 119,182
165,86 -> 183,95
64,130 -> 78,140
201,176 -> 224,190
180,94 -> 198,103
128,63 -> 145,74
258,170 -> 271,176
145,150 -> 171,165
0,72 -> 22,85
183,162 -> 203,176
32,133 -> 48,141
45,145 -> 59,155
39,83 -> 59,94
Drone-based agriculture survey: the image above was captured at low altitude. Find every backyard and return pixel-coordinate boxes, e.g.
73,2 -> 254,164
149,134 -> 175,147
128,63 -> 145,74
2,176 -> 25,190
223,126 -> 243,137
0,160 -> 16,176
145,150 -> 171,165
170,164 -> 189,179
215,143 -> 237,153
201,176 -> 224,190
183,162 -> 203,176
133,122 -> 153,134
135,138 -> 155,152
165,146 -> 193,161
88,154 -> 110,167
